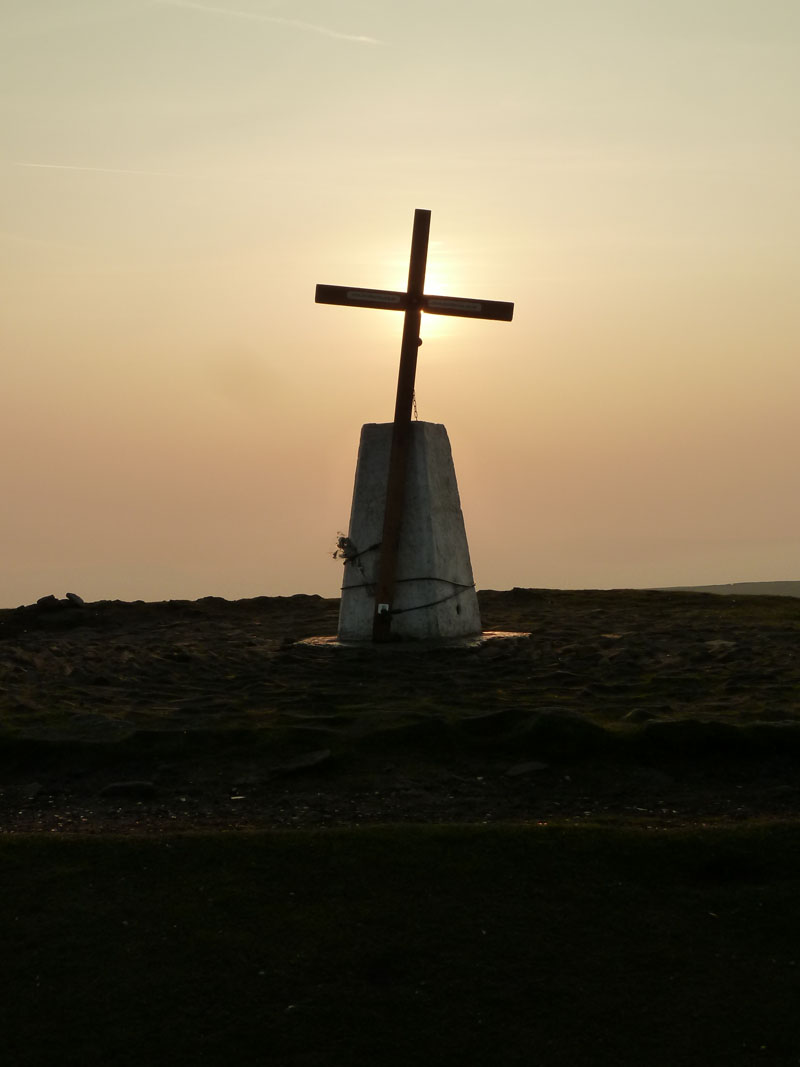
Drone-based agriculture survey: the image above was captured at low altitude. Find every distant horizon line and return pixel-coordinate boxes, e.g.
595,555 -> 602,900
4,578 -> 800,611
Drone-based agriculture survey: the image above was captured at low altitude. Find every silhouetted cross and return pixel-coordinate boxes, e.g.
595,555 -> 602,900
316,208 -> 514,641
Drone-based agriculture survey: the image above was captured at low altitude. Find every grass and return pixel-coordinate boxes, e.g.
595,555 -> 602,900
4,823 -> 800,1066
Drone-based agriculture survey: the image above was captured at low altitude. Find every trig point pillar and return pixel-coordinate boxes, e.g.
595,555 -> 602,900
338,422 -> 481,641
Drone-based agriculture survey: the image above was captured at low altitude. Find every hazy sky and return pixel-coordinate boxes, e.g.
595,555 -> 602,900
2,0 -> 799,605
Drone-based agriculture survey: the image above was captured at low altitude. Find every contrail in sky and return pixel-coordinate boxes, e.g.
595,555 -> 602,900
14,162 -> 186,177
154,0 -> 382,44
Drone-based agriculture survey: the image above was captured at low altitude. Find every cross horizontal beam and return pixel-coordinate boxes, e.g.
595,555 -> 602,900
315,284 -> 514,322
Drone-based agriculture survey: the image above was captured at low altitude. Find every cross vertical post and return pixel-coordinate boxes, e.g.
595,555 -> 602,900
371,208 -> 430,641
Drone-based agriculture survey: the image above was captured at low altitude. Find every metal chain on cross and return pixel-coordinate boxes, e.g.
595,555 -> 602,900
412,333 -> 422,419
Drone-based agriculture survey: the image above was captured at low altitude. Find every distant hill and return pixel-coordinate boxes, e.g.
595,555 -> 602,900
660,581 -> 800,598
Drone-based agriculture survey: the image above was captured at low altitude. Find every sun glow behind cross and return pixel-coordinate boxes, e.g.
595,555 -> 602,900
420,261 -> 457,341
376,242 -> 461,342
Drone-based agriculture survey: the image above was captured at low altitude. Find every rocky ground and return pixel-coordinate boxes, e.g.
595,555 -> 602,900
2,587 -> 800,833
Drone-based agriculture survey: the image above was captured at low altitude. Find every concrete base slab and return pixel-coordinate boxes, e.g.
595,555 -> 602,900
337,422 -> 481,641
299,632 -> 531,652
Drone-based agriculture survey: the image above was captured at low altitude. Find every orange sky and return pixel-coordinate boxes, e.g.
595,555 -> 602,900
2,1 -> 799,605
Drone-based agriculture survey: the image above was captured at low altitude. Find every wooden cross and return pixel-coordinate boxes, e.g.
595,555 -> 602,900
316,208 -> 514,641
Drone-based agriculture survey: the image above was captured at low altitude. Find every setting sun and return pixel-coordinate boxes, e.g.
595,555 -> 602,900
420,247 -> 458,338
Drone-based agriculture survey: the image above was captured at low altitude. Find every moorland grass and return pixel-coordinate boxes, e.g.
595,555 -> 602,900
3,823 -> 800,1066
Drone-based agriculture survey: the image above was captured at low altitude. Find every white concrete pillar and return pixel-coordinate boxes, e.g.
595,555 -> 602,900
337,422 -> 482,641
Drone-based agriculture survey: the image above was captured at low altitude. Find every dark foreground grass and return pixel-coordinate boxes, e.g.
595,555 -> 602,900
3,824 -> 800,1067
